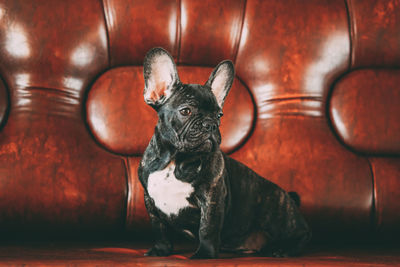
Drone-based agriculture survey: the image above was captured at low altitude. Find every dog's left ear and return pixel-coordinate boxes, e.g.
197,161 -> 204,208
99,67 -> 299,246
143,47 -> 180,107
205,60 -> 235,108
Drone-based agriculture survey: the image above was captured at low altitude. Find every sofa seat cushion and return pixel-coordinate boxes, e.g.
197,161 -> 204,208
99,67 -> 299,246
0,242 -> 399,266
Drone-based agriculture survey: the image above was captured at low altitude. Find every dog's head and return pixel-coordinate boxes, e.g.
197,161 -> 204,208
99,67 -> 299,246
143,48 -> 234,153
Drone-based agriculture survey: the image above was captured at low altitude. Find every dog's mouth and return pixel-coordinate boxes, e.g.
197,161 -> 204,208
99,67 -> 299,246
180,135 -> 216,153
188,139 -> 214,152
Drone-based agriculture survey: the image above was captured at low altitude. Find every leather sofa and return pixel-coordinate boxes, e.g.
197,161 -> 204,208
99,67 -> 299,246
0,0 -> 399,265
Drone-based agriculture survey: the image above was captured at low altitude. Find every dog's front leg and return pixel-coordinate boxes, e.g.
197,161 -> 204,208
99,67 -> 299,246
191,178 -> 227,259
143,192 -> 174,257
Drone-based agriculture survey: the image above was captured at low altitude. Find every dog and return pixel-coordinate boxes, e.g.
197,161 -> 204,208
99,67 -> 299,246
138,47 -> 311,259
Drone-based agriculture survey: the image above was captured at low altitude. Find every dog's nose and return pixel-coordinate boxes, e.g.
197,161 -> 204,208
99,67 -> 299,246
202,120 -> 217,132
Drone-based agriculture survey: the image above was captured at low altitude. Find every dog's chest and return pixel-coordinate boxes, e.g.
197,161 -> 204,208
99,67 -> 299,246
147,161 -> 194,216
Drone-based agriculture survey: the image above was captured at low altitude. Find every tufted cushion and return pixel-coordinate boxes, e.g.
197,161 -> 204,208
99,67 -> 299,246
230,0 -> 373,232
0,0 -> 127,233
330,70 -> 400,155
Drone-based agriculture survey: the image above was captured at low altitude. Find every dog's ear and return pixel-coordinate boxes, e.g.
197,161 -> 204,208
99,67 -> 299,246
205,60 -> 235,108
143,47 -> 180,107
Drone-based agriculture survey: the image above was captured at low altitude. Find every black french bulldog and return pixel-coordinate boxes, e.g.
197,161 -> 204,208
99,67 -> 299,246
138,47 -> 311,259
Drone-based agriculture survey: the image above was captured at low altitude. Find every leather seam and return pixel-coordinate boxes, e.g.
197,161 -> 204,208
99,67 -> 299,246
0,77 -> 11,132
177,0 -> 182,63
123,157 -> 133,230
233,0 -> 247,64
99,0 -> 112,68
367,158 -> 378,234
344,0 -> 355,69
226,74 -> 257,155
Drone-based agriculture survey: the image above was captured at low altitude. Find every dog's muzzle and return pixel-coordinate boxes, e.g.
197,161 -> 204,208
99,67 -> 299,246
179,117 -> 220,152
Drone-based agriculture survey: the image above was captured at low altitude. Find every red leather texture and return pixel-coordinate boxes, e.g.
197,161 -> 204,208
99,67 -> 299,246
0,0 -> 127,232
179,0 -> 245,65
330,70 -> 400,155
0,0 -> 398,239
235,0 -> 350,103
371,158 -> 400,235
103,0 -> 179,66
0,116 -> 127,231
348,0 -> 400,67
87,67 -> 157,156
0,0 -> 109,92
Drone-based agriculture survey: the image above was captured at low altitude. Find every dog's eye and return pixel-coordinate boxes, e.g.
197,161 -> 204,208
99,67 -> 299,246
217,112 -> 223,119
179,108 -> 192,116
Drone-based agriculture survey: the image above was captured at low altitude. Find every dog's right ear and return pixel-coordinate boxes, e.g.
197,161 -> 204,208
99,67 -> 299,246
143,47 -> 180,107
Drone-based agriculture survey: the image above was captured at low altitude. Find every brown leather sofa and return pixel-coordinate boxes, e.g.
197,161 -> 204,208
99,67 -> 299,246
0,0 -> 399,265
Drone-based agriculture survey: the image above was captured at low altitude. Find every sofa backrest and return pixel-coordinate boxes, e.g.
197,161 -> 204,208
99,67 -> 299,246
0,0 -> 399,238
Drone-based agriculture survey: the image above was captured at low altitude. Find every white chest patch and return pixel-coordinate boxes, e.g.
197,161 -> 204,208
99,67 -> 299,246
147,161 -> 194,216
